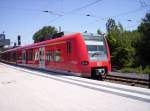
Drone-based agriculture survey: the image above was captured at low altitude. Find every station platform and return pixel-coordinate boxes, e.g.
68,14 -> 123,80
0,62 -> 150,111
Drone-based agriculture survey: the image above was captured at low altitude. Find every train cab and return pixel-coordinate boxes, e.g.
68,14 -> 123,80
81,33 -> 111,79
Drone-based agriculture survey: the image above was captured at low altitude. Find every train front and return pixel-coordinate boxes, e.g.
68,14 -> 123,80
82,33 -> 111,79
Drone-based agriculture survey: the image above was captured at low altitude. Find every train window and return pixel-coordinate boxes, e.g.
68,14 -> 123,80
8,52 -> 11,61
22,52 -> 26,60
17,52 -> 22,60
34,51 -> 39,60
18,55 -> 22,60
12,52 -> 17,61
67,42 -> 72,53
85,41 -> 108,61
46,50 -> 53,62
54,49 -> 61,62
28,50 -> 33,61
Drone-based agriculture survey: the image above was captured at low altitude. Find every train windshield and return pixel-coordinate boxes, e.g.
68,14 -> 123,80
85,41 -> 108,61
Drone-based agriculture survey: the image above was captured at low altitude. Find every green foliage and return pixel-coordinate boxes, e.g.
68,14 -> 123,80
106,19 -> 138,67
97,29 -> 102,35
120,66 -> 150,74
137,13 -> 150,66
135,66 -> 143,73
33,26 -> 58,43
143,66 -> 150,74
105,13 -> 150,73
106,18 -> 118,32
120,67 -> 135,73
98,13 -> 150,73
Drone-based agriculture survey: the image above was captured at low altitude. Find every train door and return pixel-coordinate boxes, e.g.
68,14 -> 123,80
39,47 -> 45,68
22,50 -> 26,64
67,41 -> 72,71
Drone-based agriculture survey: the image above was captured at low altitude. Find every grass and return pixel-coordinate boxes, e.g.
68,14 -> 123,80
120,66 -> 150,74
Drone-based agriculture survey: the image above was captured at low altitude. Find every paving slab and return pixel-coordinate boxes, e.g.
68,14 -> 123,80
0,63 -> 150,111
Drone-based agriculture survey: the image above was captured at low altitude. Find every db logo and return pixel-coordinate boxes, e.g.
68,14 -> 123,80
97,62 -> 102,66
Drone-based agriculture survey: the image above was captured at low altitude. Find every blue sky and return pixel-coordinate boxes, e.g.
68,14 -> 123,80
0,0 -> 149,45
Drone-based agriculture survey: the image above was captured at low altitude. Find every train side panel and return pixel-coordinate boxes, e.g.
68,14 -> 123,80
0,33 -> 111,79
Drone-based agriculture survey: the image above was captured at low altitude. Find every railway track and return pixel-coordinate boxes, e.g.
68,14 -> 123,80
1,61 -> 150,88
105,74 -> 150,89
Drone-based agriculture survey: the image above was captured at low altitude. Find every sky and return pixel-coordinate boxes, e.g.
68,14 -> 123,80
0,0 -> 150,45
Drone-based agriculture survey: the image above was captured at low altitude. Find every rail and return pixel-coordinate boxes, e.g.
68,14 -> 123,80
106,74 -> 150,88
1,61 -> 150,88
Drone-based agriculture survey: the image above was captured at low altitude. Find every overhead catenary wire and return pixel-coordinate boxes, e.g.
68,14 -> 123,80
81,4 -> 150,30
22,0 -> 103,41
1,0 -> 149,35
0,6 -> 63,16
0,0 -> 103,23
64,0 -> 102,14
0,6 -> 42,12
39,0 -> 103,26
83,4 -> 150,21
43,0 -> 103,23
110,5 -> 150,18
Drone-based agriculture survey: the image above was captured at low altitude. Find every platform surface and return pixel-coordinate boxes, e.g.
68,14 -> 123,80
0,62 -> 150,111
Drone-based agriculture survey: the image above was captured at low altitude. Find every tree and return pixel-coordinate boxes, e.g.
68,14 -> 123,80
106,18 -> 117,32
106,19 -> 137,67
105,13 -> 150,70
33,26 -> 58,43
97,29 -> 102,35
118,22 -> 124,33
137,13 -> 150,66
106,18 -> 120,66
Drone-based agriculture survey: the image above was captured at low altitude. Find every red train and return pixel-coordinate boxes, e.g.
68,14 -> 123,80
0,33 -> 111,79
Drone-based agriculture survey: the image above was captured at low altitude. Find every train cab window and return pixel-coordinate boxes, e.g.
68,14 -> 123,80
46,51 -> 53,62
54,49 -> 61,62
85,41 -> 107,61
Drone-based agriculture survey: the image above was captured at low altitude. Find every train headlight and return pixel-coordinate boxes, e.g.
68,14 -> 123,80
81,61 -> 89,65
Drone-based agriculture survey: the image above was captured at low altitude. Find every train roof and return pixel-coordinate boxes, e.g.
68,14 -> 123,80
82,33 -> 104,41
2,32 -> 104,53
2,33 -> 81,53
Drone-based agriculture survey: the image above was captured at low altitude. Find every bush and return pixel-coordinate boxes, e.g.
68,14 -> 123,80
120,66 -> 150,74
135,66 -> 143,73
120,67 -> 135,73
143,66 -> 150,74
